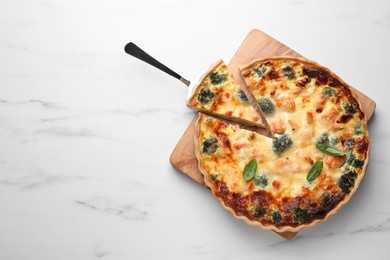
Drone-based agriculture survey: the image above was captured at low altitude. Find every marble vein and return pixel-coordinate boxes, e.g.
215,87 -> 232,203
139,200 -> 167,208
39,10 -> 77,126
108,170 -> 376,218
93,241 -> 110,258
0,172 -> 87,189
75,196 -> 150,221
106,107 -> 183,117
0,42 -> 111,57
350,217 -> 390,234
95,251 -> 110,258
0,98 -> 184,120
33,126 -> 101,138
0,99 -> 64,110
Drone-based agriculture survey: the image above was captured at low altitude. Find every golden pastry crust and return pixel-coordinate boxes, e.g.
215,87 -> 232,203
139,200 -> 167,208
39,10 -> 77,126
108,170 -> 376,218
195,57 -> 370,233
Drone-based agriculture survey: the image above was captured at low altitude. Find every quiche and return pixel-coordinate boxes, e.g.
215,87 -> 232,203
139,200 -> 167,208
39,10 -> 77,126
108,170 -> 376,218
195,57 -> 369,232
187,60 -> 265,127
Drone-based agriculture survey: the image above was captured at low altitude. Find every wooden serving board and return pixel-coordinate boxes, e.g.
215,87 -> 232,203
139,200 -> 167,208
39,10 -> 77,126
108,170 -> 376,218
170,29 -> 376,240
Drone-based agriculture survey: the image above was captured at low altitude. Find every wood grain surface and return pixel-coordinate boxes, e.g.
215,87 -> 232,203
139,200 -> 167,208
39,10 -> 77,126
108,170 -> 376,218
169,29 -> 376,240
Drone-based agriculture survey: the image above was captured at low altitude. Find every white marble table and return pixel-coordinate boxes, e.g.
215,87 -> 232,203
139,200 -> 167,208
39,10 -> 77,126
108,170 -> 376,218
0,0 -> 389,259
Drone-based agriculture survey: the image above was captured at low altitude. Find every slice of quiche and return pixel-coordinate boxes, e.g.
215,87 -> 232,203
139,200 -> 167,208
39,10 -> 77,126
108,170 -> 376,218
187,60 -> 266,128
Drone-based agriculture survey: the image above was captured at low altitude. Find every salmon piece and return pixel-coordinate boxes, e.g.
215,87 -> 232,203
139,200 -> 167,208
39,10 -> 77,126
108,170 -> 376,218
274,158 -> 301,173
233,141 -> 247,150
288,119 -> 297,130
296,128 -> 315,147
273,94 -> 296,112
315,95 -> 326,113
317,94 -> 326,106
272,180 -> 280,189
252,113 -> 260,121
319,106 -> 342,130
274,158 -> 286,168
224,111 -> 233,116
324,154 -> 346,169
271,118 -> 286,133
330,124 -> 343,131
269,85 -> 276,95
305,156 -> 314,164
231,124 -> 239,132
248,149 -> 258,159
279,83 -> 290,90
302,96 -> 311,103
301,128 -> 314,139
300,187 -> 310,196
248,132 -> 256,140
291,88 -> 302,95
306,111 -> 314,125
248,79 -> 265,92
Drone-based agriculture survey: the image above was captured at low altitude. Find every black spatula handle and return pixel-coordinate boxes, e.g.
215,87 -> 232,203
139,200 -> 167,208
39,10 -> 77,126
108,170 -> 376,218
124,42 -> 190,86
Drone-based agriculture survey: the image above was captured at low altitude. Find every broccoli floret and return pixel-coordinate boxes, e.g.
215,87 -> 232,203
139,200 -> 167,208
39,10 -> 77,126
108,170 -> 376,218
354,122 -> 365,136
317,132 -> 340,146
343,150 -> 364,169
282,66 -> 296,80
343,102 -> 356,114
352,158 -> 365,169
329,136 -> 339,145
323,87 -> 336,98
237,90 -> 249,104
338,170 -> 358,194
254,206 -> 267,218
209,72 -> 227,85
272,133 -> 292,154
197,87 -> 216,104
253,173 -> 268,188
319,192 -> 336,209
253,66 -> 267,77
291,207 -> 309,223
316,132 -> 329,145
272,211 -> 282,224
258,98 -> 275,115
210,174 -> 219,181
343,138 -> 355,149
202,137 -> 218,155
344,150 -> 355,166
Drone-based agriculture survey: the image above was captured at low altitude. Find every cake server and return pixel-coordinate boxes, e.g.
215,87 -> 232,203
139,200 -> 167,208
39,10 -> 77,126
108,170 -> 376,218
124,42 -> 197,102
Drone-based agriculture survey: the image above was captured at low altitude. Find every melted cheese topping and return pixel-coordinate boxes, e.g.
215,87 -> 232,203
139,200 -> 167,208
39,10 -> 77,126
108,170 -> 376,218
196,58 -> 369,230
187,60 -> 264,127
241,60 -> 367,197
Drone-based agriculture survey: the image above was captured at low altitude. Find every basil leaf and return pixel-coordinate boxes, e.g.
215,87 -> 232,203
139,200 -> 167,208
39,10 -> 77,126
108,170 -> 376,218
316,143 -> 345,156
243,159 -> 257,181
307,161 -> 323,182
